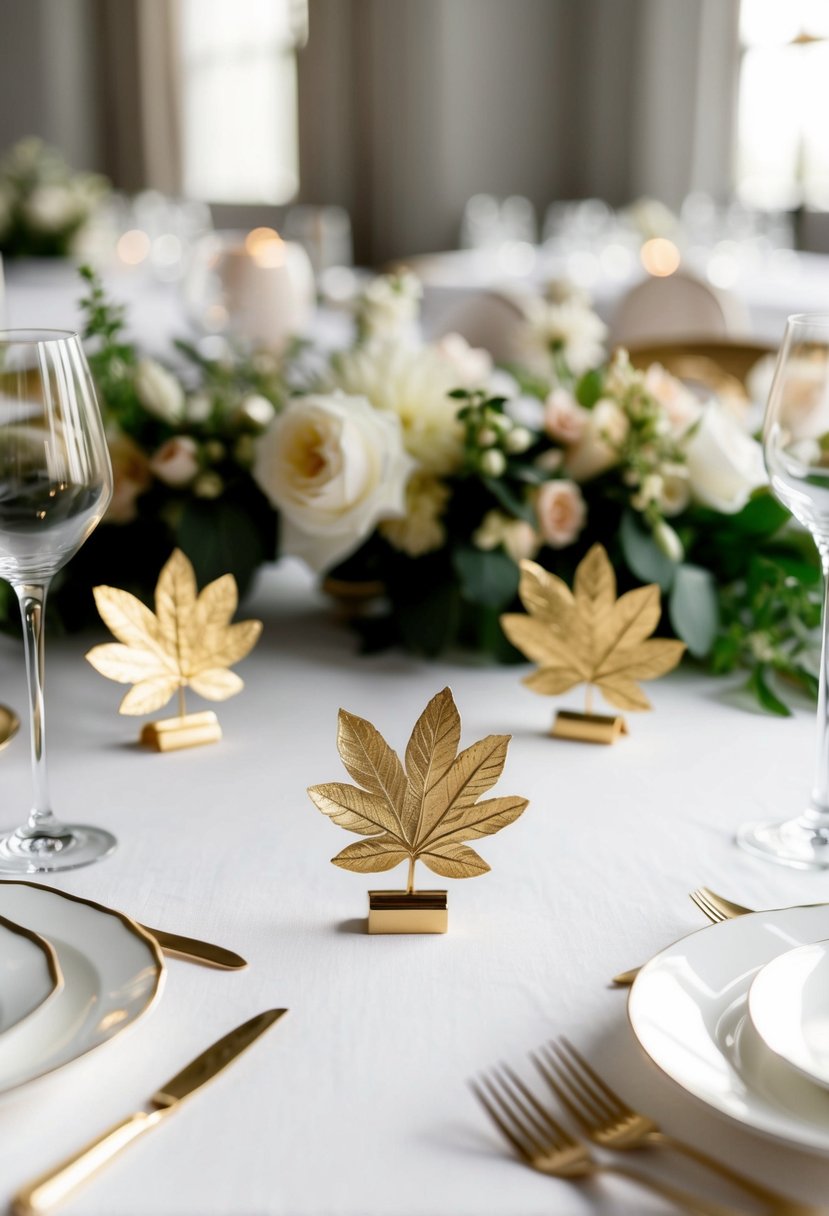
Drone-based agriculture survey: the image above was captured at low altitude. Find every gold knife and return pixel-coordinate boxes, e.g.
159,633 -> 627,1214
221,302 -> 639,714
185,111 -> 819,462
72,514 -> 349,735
142,924 -> 247,970
12,1008 -> 287,1216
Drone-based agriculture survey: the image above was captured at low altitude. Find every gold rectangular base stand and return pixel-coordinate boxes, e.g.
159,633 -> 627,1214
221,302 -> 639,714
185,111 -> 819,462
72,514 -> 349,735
368,890 -> 448,934
551,709 -> 628,745
140,711 -> 222,752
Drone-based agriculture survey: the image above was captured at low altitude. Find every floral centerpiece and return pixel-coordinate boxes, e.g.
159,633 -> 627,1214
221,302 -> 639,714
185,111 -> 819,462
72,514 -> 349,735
252,275 -> 821,715
4,266 -> 819,716
0,138 -> 109,259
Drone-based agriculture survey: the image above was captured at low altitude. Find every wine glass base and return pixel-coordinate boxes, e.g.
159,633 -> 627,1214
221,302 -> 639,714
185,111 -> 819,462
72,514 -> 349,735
737,817 -> 829,870
0,824 -> 117,873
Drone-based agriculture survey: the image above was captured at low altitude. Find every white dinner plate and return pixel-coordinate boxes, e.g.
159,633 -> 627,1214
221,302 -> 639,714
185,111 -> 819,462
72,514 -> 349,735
749,938 -> 829,1091
0,880 -> 164,1095
628,905 -> 829,1152
0,914 -> 62,1036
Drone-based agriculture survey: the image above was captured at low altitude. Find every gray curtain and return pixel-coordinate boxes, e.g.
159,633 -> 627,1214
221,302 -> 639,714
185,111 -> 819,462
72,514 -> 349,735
95,0 -> 182,194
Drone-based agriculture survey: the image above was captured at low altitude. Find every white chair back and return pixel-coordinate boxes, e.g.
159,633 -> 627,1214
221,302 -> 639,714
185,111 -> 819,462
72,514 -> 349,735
609,270 -> 748,348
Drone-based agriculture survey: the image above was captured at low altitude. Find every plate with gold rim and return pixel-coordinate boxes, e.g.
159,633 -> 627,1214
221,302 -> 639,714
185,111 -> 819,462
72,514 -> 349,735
748,939 -> 829,1091
628,905 -> 829,1152
0,880 -> 164,1095
0,914 -> 62,1036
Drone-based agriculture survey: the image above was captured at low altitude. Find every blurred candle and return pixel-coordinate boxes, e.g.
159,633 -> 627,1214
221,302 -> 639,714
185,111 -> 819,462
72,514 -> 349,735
217,227 -> 314,351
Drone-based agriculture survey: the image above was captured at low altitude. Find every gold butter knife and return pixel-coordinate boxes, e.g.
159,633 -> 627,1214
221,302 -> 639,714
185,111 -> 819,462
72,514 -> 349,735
141,925 -> 247,970
12,1008 -> 287,1216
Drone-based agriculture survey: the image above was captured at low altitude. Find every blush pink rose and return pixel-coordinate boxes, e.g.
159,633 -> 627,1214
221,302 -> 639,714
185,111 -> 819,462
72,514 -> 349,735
544,388 -> 589,444
150,436 -> 200,487
536,479 -> 587,549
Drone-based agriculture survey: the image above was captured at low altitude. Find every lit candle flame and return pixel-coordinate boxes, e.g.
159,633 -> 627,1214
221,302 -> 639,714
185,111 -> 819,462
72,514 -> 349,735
640,238 -> 680,277
245,227 -> 285,268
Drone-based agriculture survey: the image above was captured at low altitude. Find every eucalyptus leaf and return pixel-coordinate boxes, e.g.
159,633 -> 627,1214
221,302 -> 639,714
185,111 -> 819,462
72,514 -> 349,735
453,546 -> 520,609
669,564 -> 720,658
620,510 -> 676,591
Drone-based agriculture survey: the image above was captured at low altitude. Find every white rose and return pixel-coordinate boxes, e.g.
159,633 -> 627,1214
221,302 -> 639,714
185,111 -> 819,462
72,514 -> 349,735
150,436 -> 200,487
536,480 -> 587,548
253,392 -> 415,572
684,403 -> 767,513
134,359 -> 185,424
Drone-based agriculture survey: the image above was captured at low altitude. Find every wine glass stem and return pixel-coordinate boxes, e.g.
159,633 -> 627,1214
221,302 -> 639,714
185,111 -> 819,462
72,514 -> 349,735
15,581 -> 56,834
809,559 -> 829,823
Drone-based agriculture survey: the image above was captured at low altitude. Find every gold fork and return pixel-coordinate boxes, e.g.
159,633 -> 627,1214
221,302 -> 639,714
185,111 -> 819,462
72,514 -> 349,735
689,887 -> 734,924
533,1037 -> 817,1215
471,1064 -> 748,1215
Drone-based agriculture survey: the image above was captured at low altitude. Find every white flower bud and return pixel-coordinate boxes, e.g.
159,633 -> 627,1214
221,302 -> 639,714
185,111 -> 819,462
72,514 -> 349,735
480,448 -> 507,477
477,426 -> 499,447
653,519 -> 684,563
504,426 -> 533,454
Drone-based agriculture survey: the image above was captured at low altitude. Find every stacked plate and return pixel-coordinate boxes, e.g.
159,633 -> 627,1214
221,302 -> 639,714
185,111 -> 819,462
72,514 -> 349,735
628,904 -> 829,1151
0,881 -> 163,1095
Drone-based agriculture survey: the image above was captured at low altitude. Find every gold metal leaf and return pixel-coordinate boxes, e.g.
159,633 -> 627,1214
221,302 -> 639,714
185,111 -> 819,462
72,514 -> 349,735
332,839 -> 410,873
501,544 -> 685,713
86,549 -> 262,716
419,842 -> 490,879
308,687 -> 528,892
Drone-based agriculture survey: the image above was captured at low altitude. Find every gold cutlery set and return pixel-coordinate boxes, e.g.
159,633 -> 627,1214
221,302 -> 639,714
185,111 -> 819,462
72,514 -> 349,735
12,1011 -> 287,1216
473,887 -> 829,1215
1,886 -> 286,1214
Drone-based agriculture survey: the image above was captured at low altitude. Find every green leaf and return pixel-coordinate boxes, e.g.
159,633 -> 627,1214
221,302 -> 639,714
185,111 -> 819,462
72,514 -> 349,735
729,494 -> 791,537
453,546 -> 520,610
619,510 -> 676,592
746,665 -> 791,716
669,564 -> 719,658
767,550 -> 822,587
575,368 -> 604,408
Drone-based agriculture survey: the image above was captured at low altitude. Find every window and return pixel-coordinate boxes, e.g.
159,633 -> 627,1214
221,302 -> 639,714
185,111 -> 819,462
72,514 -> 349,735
178,0 -> 305,204
737,0 -> 829,210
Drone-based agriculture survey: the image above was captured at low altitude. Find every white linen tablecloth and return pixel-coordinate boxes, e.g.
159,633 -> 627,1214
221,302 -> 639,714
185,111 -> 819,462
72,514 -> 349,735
0,561 -> 828,1216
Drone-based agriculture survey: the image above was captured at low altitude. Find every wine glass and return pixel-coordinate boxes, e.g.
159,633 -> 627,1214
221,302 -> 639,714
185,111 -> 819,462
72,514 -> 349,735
0,329 -> 114,872
739,314 -> 829,867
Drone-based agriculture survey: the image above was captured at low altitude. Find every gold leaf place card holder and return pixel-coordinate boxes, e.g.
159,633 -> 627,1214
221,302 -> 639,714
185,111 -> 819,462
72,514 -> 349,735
501,544 -> 684,744
86,549 -> 262,751
308,687 -> 528,934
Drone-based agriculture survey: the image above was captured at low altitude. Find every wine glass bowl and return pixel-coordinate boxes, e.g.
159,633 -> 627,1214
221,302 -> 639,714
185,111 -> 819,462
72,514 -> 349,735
739,315 -> 829,867
0,329 -> 115,872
